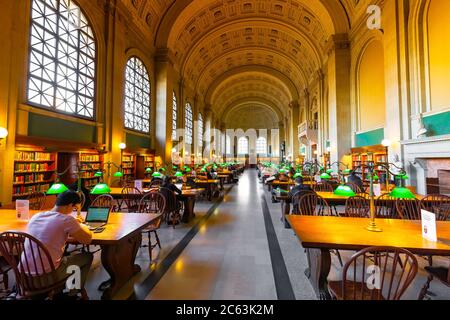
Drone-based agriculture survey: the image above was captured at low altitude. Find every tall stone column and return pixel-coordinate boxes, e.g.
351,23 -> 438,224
290,101 -> 300,161
204,105 -> 213,161
154,49 -> 175,163
327,34 -> 352,164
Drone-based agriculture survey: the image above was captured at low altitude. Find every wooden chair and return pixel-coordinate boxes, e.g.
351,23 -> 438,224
344,196 -> 370,218
293,192 -> 343,266
0,232 -> 71,299
419,260 -> 450,300
90,194 -> 115,211
27,192 -> 46,210
313,182 -> 334,193
159,187 -> 183,228
0,256 -> 11,290
121,187 -> 142,212
328,246 -> 418,300
420,194 -> 450,221
375,193 -> 397,219
77,191 -> 86,210
138,191 -> 166,262
294,192 -> 332,216
396,198 -> 421,220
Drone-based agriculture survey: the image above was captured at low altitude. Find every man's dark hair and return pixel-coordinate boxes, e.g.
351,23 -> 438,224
56,190 -> 81,206
295,177 -> 304,184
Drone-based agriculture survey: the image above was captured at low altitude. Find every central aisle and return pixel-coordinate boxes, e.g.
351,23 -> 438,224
145,170 -> 278,300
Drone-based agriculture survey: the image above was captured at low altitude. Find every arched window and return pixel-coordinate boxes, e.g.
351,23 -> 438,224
256,137 -> 267,155
172,92 -> 177,141
198,113 -> 204,150
185,103 -> 193,145
225,135 -> 231,154
124,57 -> 151,133
27,0 -> 96,118
238,137 -> 249,155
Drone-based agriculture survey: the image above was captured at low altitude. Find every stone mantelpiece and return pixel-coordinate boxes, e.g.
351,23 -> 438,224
402,135 -> 450,194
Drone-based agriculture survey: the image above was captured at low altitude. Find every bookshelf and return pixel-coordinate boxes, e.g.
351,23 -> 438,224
122,153 -> 136,180
13,150 -> 57,199
79,152 -> 103,189
351,145 -> 388,184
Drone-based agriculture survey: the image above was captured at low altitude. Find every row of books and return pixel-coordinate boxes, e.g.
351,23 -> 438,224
14,173 -> 48,184
13,184 -> 51,196
15,163 -> 53,172
79,172 -> 101,179
80,154 -> 100,162
122,163 -> 134,168
123,169 -> 134,174
15,152 -> 53,161
80,163 -> 101,170
122,156 -> 134,162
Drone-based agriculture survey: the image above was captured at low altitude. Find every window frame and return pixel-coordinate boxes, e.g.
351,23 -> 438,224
185,102 -> 193,145
26,0 -> 98,121
172,91 -> 178,141
237,137 -> 249,155
123,56 -> 151,134
256,137 -> 268,155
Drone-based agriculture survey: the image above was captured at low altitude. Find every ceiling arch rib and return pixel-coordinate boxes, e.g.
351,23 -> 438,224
205,65 -> 299,104
220,96 -> 285,121
194,47 -> 307,96
155,0 -> 351,50
212,76 -> 291,114
224,104 -> 279,130
179,19 -> 323,74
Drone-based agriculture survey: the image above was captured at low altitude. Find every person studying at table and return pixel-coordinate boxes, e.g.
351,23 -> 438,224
22,191 -> 93,297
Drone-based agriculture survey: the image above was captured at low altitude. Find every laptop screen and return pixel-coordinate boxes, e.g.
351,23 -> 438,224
86,207 -> 110,223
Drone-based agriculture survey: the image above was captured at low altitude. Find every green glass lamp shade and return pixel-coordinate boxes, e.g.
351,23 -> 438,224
201,168 -> 207,172
320,173 -> 331,180
152,172 -> 162,177
145,167 -> 153,173
175,171 -> 183,177
326,169 -> 333,174
334,185 -> 356,197
390,187 -> 416,199
279,169 -> 286,174
47,183 -> 69,195
113,171 -> 123,178
185,168 -> 191,173
90,183 -> 111,195
293,173 -> 303,179
343,169 -> 352,175
159,168 -> 166,172
94,171 -> 103,177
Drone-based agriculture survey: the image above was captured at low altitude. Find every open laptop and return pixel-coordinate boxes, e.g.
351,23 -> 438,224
85,207 -> 111,230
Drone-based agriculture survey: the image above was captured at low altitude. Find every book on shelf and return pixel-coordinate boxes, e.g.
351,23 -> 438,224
80,154 -> 100,162
15,151 -> 53,161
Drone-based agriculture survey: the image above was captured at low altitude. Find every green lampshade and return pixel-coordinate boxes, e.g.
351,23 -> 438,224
201,168 -> 207,172
293,172 -> 303,179
159,168 -> 166,172
113,171 -> 123,178
326,169 -> 333,174
94,171 -> 103,177
145,167 -> 153,173
320,173 -> 331,180
390,187 -> 416,199
90,183 -> 111,195
279,169 -> 287,174
152,172 -> 162,177
334,185 -> 356,197
175,171 -> 183,177
47,183 -> 69,195
343,169 -> 352,174
185,167 -> 191,173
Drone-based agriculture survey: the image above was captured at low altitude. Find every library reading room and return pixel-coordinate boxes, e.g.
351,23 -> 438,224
0,0 -> 450,304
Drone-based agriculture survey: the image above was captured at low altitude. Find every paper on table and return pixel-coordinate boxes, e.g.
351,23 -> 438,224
421,209 -> 437,242
373,184 -> 382,197
134,180 -> 143,192
16,200 -> 30,221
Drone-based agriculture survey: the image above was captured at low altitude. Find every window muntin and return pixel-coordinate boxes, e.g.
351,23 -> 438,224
256,137 -> 267,155
172,92 -> 178,141
124,57 -> 151,133
185,103 -> 193,145
238,137 -> 249,155
27,0 -> 96,118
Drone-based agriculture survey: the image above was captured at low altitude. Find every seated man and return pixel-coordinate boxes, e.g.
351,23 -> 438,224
347,170 -> 364,192
161,176 -> 182,196
22,191 -> 93,297
182,172 -> 198,189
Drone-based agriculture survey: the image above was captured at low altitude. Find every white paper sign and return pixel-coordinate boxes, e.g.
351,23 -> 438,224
373,184 -> 382,197
421,209 -> 437,242
16,200 -> 30,221
134,180 -> 143,191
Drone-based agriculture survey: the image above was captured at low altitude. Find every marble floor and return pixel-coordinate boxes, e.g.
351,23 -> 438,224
10,169 -> 448,300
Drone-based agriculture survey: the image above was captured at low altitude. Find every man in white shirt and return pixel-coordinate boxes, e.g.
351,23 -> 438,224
23,191 -> 93,297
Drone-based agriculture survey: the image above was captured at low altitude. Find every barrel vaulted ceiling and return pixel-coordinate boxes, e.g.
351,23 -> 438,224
123,0 -> 358,128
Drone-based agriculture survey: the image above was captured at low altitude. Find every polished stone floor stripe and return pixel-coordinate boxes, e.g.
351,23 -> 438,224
260,194 -> 296,300
131,185 -> 235,300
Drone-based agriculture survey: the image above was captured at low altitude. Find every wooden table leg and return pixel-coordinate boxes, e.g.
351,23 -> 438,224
182,198 -> 195,223
281,201 -> 291,229
305,248 -> 332,300
99,233 -> 142,300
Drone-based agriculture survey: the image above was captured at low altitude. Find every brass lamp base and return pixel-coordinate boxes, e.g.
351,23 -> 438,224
366,220 -> 383,232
